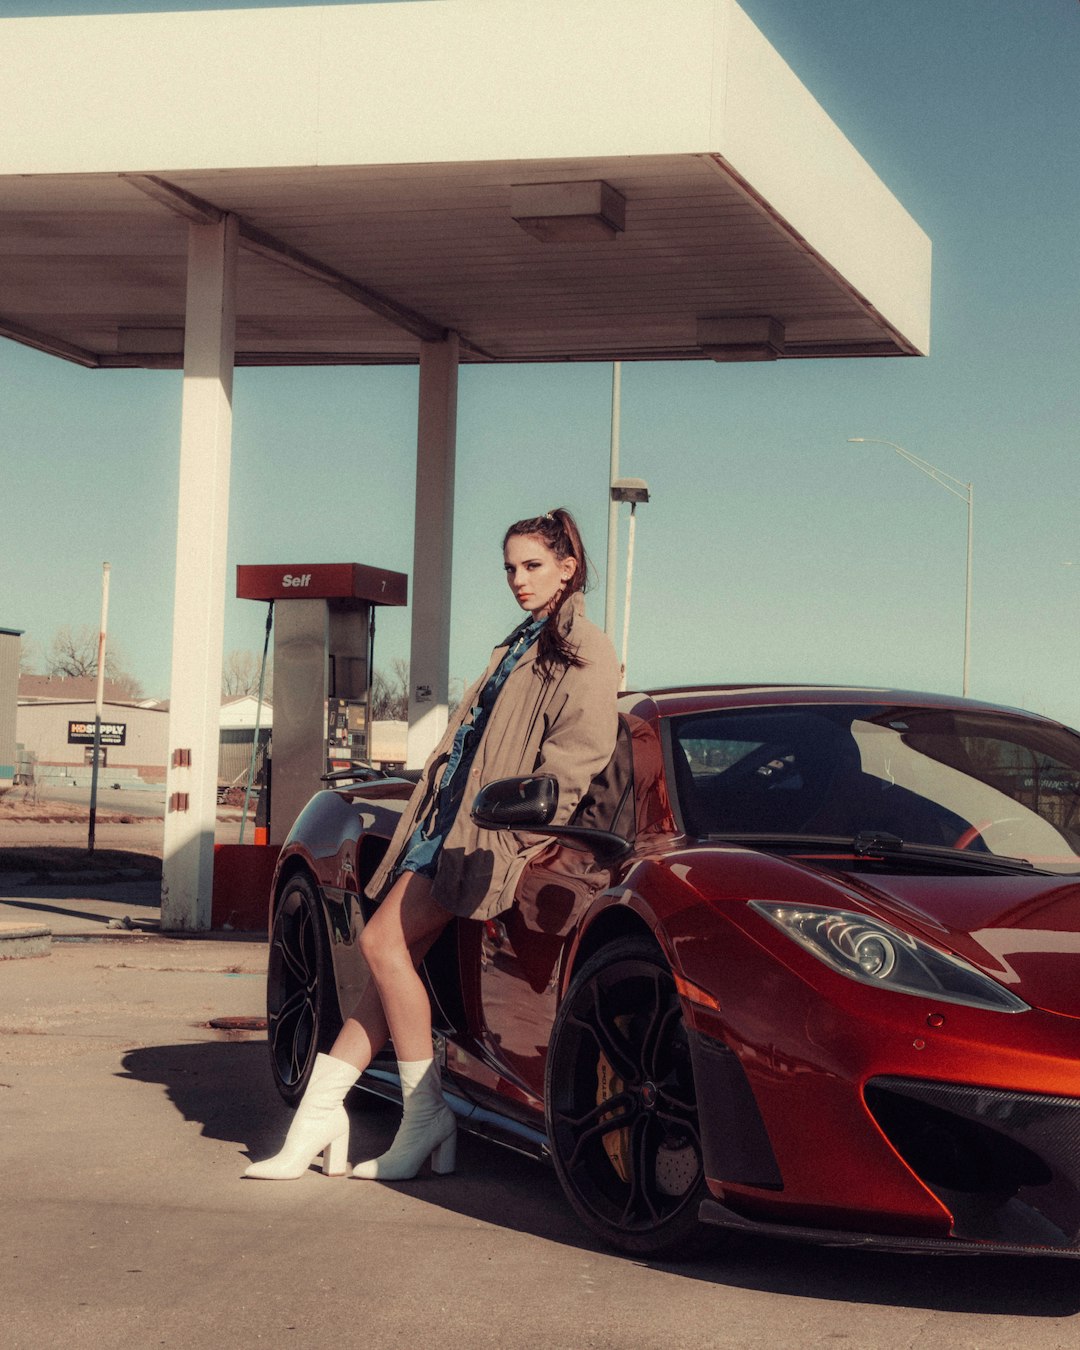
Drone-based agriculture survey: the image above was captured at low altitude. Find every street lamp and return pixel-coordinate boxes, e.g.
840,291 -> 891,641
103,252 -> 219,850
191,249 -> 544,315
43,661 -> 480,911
604,361 -> 622,640
849,437 -> 973,697
610,477 -> 650,690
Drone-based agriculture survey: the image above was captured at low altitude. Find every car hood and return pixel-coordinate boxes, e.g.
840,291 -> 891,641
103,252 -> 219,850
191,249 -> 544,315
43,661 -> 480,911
813,864 -> 1080,1020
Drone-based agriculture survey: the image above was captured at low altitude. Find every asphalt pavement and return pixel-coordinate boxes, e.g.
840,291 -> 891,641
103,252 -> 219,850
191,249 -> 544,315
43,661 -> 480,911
1,884 -> 1079,1348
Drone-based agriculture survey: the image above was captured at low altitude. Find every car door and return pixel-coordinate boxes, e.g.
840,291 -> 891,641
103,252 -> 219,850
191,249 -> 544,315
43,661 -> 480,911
473,844 -> 615,1104
466,717 -> 638,1105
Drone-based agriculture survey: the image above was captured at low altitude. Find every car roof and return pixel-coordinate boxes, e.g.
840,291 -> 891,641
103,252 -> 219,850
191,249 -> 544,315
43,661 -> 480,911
618,683 -> 1059,724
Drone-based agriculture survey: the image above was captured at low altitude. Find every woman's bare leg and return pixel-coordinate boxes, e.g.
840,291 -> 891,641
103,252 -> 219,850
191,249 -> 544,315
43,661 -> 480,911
328,871 -> 450,1070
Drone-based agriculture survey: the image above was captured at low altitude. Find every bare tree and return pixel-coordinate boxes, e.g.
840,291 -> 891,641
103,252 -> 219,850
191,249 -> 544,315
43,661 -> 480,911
45,625 -> 143,698
109,670 -> 146,701
46,625 -> 100,678
17,635 -> 40,675
222,649 -> 272,699
371,656 -> 410,720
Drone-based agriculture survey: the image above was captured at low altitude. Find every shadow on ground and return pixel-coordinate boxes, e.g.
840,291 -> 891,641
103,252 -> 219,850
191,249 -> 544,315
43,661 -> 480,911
119,1038 -> 1080,1318
0,900 -> 159,931
0,844 -> 162,877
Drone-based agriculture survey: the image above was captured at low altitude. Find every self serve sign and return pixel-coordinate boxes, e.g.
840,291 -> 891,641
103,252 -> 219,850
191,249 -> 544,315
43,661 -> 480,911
282,573 -> 312,588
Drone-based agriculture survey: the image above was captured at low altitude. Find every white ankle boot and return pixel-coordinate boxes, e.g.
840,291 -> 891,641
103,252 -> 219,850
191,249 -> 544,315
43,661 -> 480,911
352,1057 -> 457,1180
244,1053 -> 359,1180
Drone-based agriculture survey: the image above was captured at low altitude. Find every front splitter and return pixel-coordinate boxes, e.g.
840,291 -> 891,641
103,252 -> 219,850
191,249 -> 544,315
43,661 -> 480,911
698,1197 -> 1080,1260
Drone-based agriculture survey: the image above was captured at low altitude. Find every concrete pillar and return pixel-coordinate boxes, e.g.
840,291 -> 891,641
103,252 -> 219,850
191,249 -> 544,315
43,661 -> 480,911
406,333 -> 459,769
161,215 -> 238,931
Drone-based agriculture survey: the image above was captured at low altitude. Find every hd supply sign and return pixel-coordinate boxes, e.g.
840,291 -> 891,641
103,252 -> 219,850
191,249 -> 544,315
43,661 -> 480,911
68,720 -> 127,747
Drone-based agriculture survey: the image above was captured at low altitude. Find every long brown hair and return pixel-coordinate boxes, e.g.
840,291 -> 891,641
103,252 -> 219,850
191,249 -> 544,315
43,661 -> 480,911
503,507 -> 591,677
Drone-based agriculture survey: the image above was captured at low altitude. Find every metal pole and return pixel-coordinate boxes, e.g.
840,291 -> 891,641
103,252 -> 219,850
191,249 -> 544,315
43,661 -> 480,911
963,482 -> 973,697
88,562 -> 111,853
604,361 -> 621,640
620,502 -> 637,690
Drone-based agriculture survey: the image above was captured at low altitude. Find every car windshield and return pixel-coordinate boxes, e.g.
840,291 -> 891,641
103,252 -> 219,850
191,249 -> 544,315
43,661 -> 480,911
669,703 -> 1080,874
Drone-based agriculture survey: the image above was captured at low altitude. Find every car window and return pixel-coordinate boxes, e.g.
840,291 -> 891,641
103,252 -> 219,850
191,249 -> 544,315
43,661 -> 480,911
668,704 -> 1080,872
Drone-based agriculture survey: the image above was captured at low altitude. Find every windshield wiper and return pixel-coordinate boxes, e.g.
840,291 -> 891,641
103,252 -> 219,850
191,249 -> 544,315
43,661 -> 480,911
853,830 -> 904,856
709,832 -> 1047,875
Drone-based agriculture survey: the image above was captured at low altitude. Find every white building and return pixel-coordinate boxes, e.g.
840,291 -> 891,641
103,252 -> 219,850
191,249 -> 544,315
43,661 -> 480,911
16,695 -> 169,787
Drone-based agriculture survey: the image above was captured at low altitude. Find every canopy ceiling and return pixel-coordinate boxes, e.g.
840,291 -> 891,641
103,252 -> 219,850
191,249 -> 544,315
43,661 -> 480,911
0,0 -> 930,371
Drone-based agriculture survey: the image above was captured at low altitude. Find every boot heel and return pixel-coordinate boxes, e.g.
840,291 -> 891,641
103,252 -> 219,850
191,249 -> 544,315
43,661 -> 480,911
322,1130 -> 350,1177
430,1131 -> 456,1175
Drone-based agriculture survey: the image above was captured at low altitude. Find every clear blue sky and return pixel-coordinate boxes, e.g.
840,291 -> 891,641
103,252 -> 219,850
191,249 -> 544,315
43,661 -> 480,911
3,1 -> 1079,727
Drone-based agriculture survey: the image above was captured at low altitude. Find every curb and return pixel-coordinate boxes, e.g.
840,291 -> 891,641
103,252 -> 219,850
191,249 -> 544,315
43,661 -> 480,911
50,930 -> 267,944
0,921 -> 52,959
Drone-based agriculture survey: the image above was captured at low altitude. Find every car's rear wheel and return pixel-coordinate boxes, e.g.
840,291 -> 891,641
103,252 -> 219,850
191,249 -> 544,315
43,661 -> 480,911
545,936 -> 711,1257
266,873 -> 342,1107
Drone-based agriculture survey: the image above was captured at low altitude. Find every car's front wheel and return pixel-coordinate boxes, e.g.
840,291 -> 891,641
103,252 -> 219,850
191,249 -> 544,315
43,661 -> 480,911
545,936 -> 710,1257
266,873 -> 342,1107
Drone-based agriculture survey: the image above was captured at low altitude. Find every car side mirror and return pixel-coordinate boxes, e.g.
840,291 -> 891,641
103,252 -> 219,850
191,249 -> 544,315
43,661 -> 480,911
471,775 -> 559,828
471,775 -> 631,863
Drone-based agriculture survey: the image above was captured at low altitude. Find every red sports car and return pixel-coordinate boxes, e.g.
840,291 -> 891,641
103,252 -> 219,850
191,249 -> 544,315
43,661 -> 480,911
263,686 -> 1080,1259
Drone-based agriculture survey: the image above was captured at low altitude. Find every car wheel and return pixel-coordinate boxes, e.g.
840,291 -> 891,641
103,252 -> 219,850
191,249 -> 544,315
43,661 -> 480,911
266,873 -> 342,1107
545,936 -> 711,1257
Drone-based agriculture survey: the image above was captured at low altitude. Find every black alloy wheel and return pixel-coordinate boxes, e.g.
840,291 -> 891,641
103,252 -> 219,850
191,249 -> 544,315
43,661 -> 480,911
266,874 -> 342,1107
545,937 -> 711,1257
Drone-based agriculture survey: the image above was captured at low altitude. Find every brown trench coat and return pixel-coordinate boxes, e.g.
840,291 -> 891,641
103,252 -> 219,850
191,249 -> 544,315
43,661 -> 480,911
365,592 -> 620,921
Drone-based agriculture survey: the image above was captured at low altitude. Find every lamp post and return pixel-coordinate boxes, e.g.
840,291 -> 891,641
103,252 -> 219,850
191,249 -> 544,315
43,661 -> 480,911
604,361 -> 622,640
87,561 -> 111,853
610,477 -> 650,689
849,437 -> 973,697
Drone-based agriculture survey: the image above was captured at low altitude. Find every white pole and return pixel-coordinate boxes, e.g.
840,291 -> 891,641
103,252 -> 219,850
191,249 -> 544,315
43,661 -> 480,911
161,215 -> 238,931
963,482 -> 973,697
87,561 -> 111,852
406,333 -> 459,769
620,503 -> 637,690
604,361 -> 621,640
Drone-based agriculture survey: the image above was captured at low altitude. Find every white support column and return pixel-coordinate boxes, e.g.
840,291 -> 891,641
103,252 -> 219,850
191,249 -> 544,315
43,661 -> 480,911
161,216 -> 239,931
406,333 -> 459,769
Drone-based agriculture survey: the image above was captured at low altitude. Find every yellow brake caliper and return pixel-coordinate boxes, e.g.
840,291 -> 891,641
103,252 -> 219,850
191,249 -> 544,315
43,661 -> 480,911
596,1015 -> 633,1182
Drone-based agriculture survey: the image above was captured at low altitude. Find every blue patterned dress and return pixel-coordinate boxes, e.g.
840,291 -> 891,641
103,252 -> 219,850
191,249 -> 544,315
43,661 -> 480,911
397,615 -> 546,880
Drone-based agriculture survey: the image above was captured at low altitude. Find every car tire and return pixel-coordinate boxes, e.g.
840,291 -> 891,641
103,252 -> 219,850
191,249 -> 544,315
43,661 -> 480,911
545,936 -> 712,1258
266,873 -> 343,1108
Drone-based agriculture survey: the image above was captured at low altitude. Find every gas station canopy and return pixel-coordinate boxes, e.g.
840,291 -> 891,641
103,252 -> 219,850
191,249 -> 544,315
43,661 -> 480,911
0,0 -> 931,928
0,0 -> 930,370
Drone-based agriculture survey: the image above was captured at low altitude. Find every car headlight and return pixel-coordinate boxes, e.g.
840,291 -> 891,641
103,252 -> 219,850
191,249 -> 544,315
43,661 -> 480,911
749,902 -> 1029,1013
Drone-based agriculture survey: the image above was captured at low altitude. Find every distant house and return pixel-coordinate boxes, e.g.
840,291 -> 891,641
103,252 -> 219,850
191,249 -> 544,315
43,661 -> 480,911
370,719 -> 407,771
219,695 -> 273,786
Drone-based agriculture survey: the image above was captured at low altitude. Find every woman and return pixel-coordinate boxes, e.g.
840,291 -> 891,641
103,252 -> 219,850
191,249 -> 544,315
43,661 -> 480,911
245,508 -> 619,1181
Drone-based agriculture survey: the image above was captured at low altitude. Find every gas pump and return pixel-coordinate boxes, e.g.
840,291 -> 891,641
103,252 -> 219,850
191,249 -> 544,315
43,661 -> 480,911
235,562 -> 408,846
